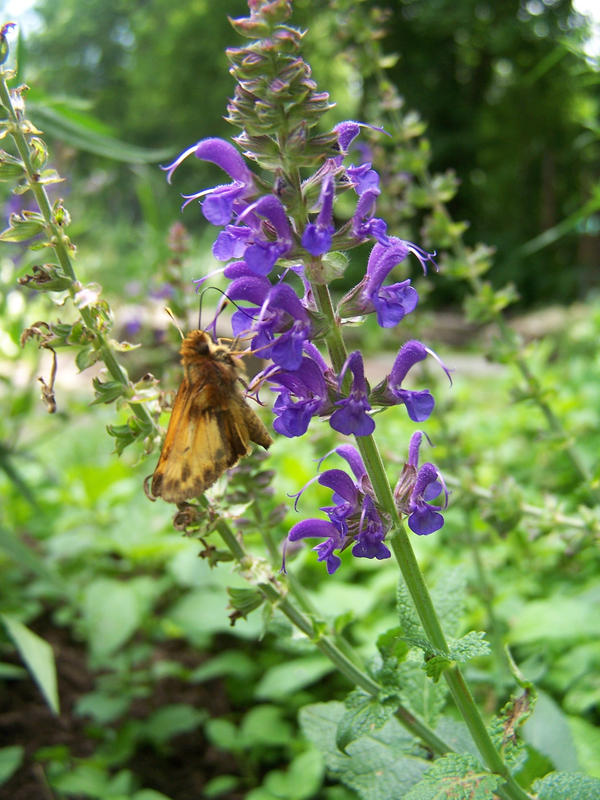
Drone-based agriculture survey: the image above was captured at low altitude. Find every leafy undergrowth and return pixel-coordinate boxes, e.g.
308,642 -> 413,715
1,290 -> 599,798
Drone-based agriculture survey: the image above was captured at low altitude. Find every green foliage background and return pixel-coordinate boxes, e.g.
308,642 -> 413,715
0,0 -> 599,798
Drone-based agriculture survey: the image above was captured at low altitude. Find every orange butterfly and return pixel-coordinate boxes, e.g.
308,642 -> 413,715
148,329 -> 273,503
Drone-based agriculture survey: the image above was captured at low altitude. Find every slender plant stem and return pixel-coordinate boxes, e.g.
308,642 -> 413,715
311,275 -> 531,799
0,73 -> 157,433
214,514 -> 451,756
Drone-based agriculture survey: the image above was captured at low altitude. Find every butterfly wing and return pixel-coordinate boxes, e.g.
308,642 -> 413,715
151,378 -> 269,503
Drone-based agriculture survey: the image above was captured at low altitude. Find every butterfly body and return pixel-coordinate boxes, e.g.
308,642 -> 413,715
150,330 -> 273,503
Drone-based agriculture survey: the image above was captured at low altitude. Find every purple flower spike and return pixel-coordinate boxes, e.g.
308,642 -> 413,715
301,175 -> 335,256
164,138 -> 256,225
213,225 -> 252,261
333,120 -> 389,160
329,351 -> 375,436
408,462 -> 445,535
287,446 -> 391,573
161,144 -> 199,184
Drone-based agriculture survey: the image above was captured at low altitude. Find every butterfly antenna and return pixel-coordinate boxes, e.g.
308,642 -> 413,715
164,307 -> 185,340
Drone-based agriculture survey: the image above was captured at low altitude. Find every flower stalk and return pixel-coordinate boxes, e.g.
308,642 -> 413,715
214,511 -> 452,757
0,63 -> 159,442
310,268 -> 530,799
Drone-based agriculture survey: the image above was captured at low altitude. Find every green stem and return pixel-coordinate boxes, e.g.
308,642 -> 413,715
215,515 -> 451,756
312,275 -> 531,799
0,72 -> 157,433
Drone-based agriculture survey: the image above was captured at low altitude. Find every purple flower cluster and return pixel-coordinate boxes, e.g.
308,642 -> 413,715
163,120 -> 449,571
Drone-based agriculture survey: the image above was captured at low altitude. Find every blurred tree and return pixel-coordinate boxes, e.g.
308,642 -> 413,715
8,0 -> 599,304
317,0 -> 599,304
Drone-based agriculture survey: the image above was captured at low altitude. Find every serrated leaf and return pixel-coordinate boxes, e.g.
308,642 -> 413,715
396,578 -> 422,638
1,615 -> 59,714
430,568 -> 468,638
300,701 -> 429,800
532,771 -> 600,800
448,631 -> 490,662
424,654 -> 453,681
403,754 -> 502,800
377,627 -> 409,663
397,661 -> 448,725
336,690 -> 397,753
488,688 -> 535,771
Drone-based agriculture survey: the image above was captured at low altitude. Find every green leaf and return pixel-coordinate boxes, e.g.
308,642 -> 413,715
81,577 -> 150,660
336,690 -> 397,753
227,586 -> 265,620
239,705 -> 294,747
91,377 -> 128,405
189,651 -> 257,684
255,656 -> 333,701
0,746 -> 24,785
522,690 -> 580,772
142,704 -> 206,747
509,586 -> 600,644
262,748 -> 325,800
403,754 -> 502,800
202,775 -> 240,798
488,688 -> 535,771
396,578 -> 422,638
299,701 -> 429,800
448,631 -> 490,662
205,718 -> 240,752
532,771 -> 600,800
28,99 -> 173,163
397,661 -> 447,725
0,218 -> 45,241
75,344 -> 100,372
1,615 -> 59,714
0,524 -> 64,591
568,716 -> 600,777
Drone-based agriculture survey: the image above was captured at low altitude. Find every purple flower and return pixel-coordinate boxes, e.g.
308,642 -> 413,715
333,120 -> 388,161
266,356 -> 332,438
338,237 -> 437,328
162,138 -> 256,224
351,188 -> 389,245
219,194 -> 293,275
329,351 -> 375,436
370,340 -> 452,423
288,445 -> 391,572
301,174 -> 335,256
228,278 -> 313,371
351,495 -> 391,560
346,163 -> 380,196
394,432 -> 448,535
